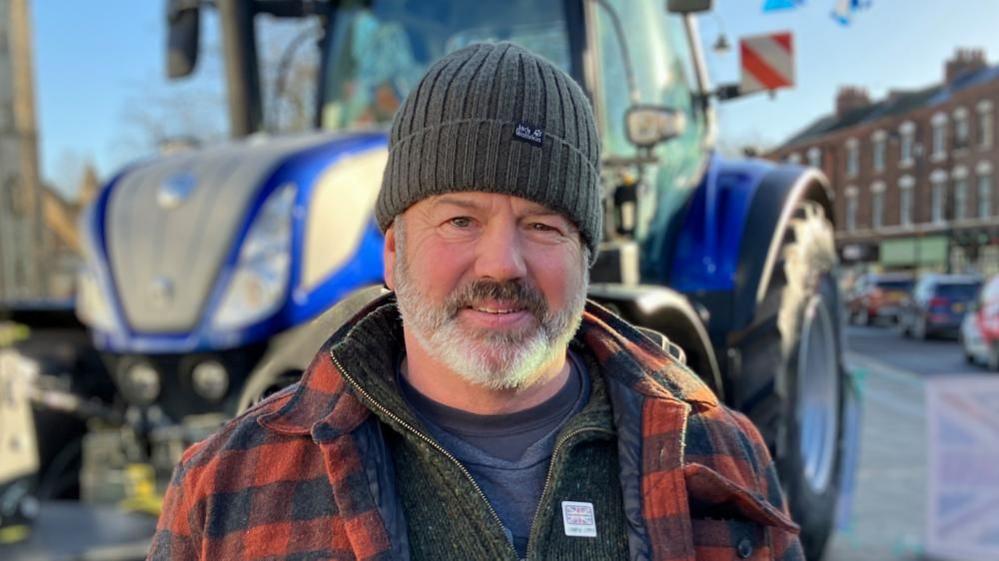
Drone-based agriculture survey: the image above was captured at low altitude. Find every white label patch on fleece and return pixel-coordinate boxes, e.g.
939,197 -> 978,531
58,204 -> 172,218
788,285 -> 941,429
561,501 -> 597,537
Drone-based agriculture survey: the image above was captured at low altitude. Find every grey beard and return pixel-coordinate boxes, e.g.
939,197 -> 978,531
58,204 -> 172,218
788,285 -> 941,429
392,221 -> 588,390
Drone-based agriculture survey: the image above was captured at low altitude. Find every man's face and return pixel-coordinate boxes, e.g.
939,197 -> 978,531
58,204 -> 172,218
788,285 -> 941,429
385,192 -> 589,390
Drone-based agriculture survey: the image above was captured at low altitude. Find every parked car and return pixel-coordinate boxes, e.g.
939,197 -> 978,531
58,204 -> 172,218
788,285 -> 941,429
899,274 -> 982,339
847,273 -> 915,325
960,274 -> 999,370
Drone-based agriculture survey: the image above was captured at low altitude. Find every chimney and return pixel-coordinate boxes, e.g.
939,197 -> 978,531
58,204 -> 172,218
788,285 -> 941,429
945,48 -> 987,83
836,86 -> 871,117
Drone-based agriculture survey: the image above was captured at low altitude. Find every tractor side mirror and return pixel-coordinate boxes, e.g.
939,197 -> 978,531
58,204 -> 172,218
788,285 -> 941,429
167,0 -> 201,79
625,106 -> 686,148
666,0 -> 714,14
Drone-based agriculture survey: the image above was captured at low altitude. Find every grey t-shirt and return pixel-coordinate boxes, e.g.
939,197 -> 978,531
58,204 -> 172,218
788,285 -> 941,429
398,353 -> 590,558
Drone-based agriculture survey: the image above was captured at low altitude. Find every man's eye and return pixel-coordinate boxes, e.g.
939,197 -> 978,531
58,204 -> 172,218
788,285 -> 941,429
449,217 -> 472,228
529,222 -> 560,233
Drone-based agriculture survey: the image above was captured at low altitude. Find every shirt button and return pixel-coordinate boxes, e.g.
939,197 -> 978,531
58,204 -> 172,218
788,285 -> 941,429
737,537 -> 754,559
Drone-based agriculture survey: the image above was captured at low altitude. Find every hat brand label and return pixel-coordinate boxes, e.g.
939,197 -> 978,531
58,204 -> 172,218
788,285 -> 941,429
514,122 -> 544,147
562,501 -> 597,537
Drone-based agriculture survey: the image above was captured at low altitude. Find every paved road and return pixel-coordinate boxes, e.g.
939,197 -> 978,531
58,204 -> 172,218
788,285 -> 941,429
824,324 -> 994,561
845,324 -> 987,377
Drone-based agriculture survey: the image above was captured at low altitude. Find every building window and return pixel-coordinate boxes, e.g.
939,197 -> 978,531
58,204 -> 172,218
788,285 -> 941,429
952,166 -> 969,221
807,147 -> 822,169
900,187 -> 914,226
978,100 -> 993,149
899,121 -> 916,167
872,191 -> 884,228
845,139 -> 859,177
931,170 -> 949,224
954,107 -> 970,150
954,177 -> 968,221
932,182 -> 946,223
932,112 -> 948,159
899,176 -> 914,227
871,181 -> 885,229
845,187 -> 858,232
979,169 -> 993,218
872,131 -> 886,172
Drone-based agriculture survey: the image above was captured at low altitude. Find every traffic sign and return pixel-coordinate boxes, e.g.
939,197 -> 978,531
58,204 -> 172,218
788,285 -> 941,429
739,32 -> 795,94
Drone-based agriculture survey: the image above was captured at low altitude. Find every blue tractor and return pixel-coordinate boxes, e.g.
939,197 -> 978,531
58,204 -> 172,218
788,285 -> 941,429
68,0 -> 853,557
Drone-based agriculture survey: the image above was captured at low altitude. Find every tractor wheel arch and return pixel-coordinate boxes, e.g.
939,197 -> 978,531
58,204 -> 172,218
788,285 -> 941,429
725,164 -> 845,561
730,165 -> 836,332
586,284 -> 724,399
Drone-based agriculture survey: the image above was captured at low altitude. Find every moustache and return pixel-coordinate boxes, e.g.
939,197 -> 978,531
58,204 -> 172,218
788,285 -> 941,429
445,280 -> 548,321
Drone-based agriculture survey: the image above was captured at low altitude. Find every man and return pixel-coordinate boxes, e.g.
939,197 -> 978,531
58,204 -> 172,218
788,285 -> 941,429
150,43 -> 803,561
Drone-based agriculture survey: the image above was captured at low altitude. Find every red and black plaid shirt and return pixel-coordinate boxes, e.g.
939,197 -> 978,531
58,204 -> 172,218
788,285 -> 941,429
149,299 -> 803,560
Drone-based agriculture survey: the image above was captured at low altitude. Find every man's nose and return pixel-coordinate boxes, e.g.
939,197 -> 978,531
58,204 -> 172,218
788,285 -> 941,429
473,221 -> 527,281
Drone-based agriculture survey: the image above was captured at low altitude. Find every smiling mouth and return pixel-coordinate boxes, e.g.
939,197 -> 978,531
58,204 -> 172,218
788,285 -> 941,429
470,306 -> 525,315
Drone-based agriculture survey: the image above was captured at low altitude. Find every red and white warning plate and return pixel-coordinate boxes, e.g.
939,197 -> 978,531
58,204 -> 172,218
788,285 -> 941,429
739,32 -> 795,94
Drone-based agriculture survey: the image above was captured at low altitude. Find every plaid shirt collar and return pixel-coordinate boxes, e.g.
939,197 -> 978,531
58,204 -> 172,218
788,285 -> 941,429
258,294 -> 718,439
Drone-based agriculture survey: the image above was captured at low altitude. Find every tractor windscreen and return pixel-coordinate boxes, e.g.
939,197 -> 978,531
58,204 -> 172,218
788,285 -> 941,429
320,0 -> 572,131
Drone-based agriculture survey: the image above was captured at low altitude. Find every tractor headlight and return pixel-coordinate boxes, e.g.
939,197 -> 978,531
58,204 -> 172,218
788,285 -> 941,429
211,183 -> 296,331
191,361 -> 229,402
76,265 -> 116,332
121,361 -> 161,405
76,203 -> 116,333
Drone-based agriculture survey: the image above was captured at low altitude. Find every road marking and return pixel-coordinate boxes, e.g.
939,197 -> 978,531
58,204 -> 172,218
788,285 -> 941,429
865,388 -> 925,420
846,353 -> 926,419
846,352 -> 927,388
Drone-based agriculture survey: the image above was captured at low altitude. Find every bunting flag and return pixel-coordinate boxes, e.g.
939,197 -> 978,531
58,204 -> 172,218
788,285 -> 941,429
763,0 -> 873,25
831,0 -> 872,25
763,0 -> 805,11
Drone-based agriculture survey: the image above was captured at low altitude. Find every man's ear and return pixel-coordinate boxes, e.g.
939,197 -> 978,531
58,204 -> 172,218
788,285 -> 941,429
383,223 -> 397,290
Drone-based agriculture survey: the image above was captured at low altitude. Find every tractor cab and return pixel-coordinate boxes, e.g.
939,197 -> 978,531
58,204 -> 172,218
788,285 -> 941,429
167,0 -> 715,279
318,0 -> 710,250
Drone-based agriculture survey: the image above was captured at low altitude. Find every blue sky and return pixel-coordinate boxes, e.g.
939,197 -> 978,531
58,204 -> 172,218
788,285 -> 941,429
29,0 -> 999,196
705,0 -> 999,150
33,1 -> 226,195
34,1 -> 163,192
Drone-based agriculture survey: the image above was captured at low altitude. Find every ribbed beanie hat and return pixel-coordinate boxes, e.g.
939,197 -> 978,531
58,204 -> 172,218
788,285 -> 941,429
376,42 -> 602,260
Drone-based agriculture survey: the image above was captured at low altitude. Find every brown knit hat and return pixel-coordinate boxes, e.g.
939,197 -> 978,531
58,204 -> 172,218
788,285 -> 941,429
375,42 -> 602,261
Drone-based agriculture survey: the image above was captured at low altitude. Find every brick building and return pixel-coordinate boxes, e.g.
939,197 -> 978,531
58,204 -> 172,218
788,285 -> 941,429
767,49 -> 999,275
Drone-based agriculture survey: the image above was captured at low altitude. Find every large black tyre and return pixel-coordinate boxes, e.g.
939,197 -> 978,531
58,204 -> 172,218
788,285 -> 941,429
855,307 -> 870,326
988,342 -> 999,372
913,315 -> 929,340
897,312 -> 912,338
735,201 -> 844,561
958,331 -> 974,364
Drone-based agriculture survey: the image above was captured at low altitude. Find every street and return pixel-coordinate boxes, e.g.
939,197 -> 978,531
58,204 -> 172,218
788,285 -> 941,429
826,324 -> 993,561
846,324 -> 980,377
